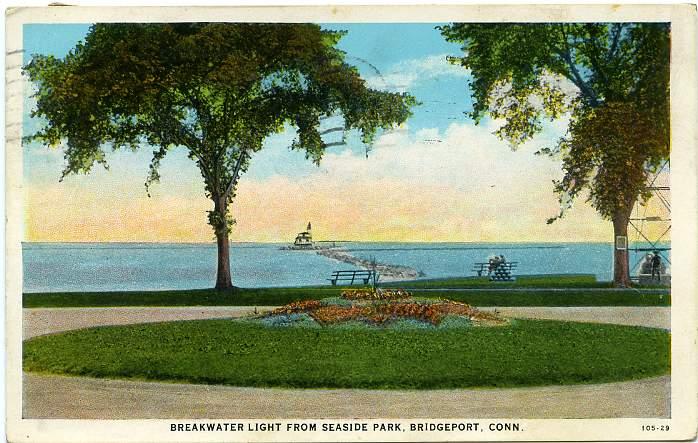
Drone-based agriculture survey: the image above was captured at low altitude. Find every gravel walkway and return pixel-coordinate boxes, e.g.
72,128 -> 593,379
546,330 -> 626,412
23,373 -> 670,419
481,306 -> 670,330
22,306 -> 671,419
23,306 -> 670,340
23,306 -> 275,340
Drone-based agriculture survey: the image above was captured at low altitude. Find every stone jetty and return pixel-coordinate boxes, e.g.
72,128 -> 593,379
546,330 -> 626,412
316,248 -> 420,282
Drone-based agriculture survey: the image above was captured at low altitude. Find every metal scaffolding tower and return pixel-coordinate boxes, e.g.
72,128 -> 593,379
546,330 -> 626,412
628,159 -> 671,274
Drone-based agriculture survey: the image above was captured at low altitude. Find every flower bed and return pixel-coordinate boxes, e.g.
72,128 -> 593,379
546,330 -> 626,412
271,299 -> 322,315
341,288 -> 412,300
260,291 -> 507,328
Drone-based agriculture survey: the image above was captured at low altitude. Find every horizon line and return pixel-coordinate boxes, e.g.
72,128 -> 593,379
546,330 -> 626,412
21,240 -> 669,245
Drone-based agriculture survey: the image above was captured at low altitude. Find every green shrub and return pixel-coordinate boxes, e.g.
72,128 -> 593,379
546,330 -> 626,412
438,315 -> 473,329
259,313 -> 319,328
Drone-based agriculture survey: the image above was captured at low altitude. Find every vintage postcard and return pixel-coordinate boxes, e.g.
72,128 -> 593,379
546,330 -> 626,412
5,4 -> 697,442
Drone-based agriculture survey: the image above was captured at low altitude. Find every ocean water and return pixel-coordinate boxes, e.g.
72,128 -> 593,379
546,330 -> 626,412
22,242 -> 670,293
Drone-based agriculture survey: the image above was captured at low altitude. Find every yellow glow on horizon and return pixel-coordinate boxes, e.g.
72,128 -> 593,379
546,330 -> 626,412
23,122 -> 670,244
24,174 -> 628,243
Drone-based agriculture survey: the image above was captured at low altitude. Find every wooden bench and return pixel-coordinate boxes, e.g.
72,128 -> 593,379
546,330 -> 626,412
490,262 -> 517,281
328,270 -> 377,286
471,263 -> 489,276
472,261 -> 518,281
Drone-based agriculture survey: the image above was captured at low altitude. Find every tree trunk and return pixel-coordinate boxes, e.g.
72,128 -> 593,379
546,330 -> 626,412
213,197 -> 233,290
612,208 -> 633,288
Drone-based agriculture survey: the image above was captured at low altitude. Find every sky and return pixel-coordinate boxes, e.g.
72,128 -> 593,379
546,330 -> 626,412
22,23 -> 632,243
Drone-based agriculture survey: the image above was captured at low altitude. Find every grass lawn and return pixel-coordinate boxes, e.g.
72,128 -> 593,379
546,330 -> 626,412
23,319 -> 669,389
410,290 -> 670,307
22,275 -> 670,308
23,284 -> 670,308
23,287 -> 341,308
388,274 -> 613,288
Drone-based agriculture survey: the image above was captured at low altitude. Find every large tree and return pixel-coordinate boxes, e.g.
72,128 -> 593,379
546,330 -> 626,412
24,23 -> 416,289
440,23 -> 669,286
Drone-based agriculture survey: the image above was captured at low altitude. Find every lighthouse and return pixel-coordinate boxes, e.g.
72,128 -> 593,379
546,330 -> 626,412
293,222 -> 314,248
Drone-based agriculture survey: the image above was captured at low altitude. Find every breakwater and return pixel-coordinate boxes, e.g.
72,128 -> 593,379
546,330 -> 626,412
315,248 -> 420,282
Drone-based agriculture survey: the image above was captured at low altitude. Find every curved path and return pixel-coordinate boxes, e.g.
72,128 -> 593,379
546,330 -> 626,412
23,306 -> 274,340
482,306 -> 670,330
23,306 -> 670,340
23,373 -> 669,419
21,306 -> 671,419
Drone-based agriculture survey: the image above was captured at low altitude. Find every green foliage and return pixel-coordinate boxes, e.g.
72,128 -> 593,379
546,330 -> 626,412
320,296 -> 355,307
440,23 -> 670,222
384,318 -> 437,330
22,287 -> 341,308
259,313 -> 319,328
552,102 -> 668,221
23,319 -> 670,389
22,284 -> 670,308
24,23 -> 416,233
207,211 -> 235,235
437,315 -> 474,329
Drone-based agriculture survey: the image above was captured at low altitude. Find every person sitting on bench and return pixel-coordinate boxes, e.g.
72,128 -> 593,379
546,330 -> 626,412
640,253 -> 653,275
651,251 -> 662,281
488,255 -> 501,275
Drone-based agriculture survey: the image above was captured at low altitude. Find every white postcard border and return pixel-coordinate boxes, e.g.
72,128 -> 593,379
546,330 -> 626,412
5,4 -> 697,442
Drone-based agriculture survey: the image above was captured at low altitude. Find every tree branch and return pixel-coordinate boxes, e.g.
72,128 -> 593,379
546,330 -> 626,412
606,24 -> 624,63
172,122 -> 215,183
556,25 -> 600,107
583,25 -> 608,86
223,149 -> 248,200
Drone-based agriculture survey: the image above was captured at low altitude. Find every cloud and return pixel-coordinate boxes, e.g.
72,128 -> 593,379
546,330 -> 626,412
311,120 -> 560,188
365,54 -> 469,92
227,121 -> 613,243
25,119 -> 616,243
22,84 -> 620,244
